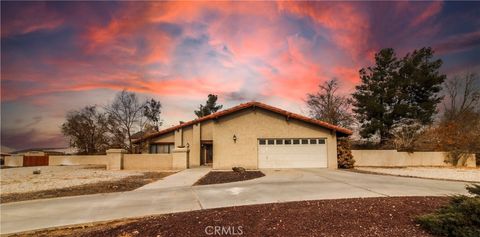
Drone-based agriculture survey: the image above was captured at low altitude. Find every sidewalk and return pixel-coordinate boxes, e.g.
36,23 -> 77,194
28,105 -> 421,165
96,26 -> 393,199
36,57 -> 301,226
136,167 -> 211,190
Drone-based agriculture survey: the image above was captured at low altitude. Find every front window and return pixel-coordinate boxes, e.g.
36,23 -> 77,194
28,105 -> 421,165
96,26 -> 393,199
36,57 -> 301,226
149,144 -> 174,154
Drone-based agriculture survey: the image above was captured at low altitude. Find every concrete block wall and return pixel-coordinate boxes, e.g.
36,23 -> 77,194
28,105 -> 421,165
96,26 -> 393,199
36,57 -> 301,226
51,151 -> 182,171
4,155 -> 23,167
49,155 -> 107,166
123,153 -> 173,170
352,150 -> 476,168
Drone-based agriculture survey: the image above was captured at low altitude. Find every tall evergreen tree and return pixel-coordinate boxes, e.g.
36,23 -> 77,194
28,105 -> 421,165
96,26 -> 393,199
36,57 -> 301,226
352,47 -> 445,144
195,94 -> 223,117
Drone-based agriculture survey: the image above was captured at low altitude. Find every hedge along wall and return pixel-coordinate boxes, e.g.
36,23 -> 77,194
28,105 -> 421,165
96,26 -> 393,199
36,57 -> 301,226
123,153 -> 173,170
352,150 -> 476,168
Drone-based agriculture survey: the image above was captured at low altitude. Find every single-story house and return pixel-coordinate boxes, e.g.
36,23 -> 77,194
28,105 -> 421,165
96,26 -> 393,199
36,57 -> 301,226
134,102 -> 352,170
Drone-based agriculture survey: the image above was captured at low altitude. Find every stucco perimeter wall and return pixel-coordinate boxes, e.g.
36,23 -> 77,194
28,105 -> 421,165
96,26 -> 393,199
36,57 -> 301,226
4,155 -> 23,167
213,108 -> 337,170
123,154 -> 173,170
49,155 -> 108,166
352,150 -> 476,168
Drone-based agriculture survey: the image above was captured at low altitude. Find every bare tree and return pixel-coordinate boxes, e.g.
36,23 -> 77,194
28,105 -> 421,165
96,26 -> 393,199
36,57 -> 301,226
437,73 -> 480,165
61,106 -> 110,154
443,73 -> 480,121
105,90 -> 146,153
306,79 -> 353,128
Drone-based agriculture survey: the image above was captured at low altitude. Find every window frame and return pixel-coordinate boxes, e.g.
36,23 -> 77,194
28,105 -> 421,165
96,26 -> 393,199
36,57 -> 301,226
149,143 -> 174,154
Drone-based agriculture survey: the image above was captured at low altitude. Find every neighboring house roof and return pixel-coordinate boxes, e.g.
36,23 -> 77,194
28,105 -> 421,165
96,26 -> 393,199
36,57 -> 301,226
1,145 -> 15,154
135,101 -> 352,143
11,147 -> 78,155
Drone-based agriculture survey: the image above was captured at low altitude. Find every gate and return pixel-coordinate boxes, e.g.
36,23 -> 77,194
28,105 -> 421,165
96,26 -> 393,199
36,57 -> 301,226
23,155 -> 49,166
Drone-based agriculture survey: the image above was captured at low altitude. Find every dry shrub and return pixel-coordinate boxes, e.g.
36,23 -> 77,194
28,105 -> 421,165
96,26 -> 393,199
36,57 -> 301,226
337,138 -> 355,169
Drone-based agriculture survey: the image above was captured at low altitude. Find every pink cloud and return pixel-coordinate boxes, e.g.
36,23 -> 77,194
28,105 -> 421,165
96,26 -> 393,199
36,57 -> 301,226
1,2 -> 64,37
410,1 -> 443,26
278,2 -> 371,60
435,31 -> 480,55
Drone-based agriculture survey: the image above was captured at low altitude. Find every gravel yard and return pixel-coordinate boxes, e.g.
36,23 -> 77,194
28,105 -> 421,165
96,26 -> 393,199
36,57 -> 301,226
355,167 -> 480,182
16,197 -> 448,237
1,165 -> 143,194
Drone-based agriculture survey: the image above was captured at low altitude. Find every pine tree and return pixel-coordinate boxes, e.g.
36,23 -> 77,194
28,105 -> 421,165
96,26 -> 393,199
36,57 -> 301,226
194,94 -> 223,118
352,48 -> 445,145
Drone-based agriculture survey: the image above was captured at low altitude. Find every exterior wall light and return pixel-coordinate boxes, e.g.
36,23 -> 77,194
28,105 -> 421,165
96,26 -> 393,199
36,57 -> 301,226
233,134 -> 237,143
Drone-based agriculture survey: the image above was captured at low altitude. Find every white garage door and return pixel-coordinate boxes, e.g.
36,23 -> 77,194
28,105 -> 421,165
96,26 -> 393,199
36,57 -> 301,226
258,138 -> 327,168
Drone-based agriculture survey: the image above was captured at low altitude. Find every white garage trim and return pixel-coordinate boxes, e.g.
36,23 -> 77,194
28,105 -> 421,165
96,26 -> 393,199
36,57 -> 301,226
258,138 -> 328,168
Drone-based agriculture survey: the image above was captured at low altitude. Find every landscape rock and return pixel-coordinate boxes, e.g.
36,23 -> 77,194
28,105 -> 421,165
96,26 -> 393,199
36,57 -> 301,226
232,167 -> 246,173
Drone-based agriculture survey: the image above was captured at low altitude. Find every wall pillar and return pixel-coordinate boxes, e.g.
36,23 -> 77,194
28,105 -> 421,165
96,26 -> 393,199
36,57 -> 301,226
190,123 -> 201,167
106,149 -> 125,170
328,133 -> 338,169
172,147 -> 188,170
174,128 -> 183,148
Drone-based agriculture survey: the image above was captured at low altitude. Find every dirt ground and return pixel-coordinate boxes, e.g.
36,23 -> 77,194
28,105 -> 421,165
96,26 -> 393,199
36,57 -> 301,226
16,196 -> 447,237
1,169 -> 173,203
194,171 -> 265,185
1,165 -> 144,194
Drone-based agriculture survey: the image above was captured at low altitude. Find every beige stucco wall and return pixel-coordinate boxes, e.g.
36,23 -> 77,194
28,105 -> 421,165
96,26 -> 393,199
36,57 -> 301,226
352,150 -> 477,168
4,155 -> 23,167
49,155 -> 108,166
123,153 -> 173,170
182,126 -> 193,147
201,121 -> 214,140
212,109 -> 337,170
190,124 -> 201,167
151,133 -> 175,143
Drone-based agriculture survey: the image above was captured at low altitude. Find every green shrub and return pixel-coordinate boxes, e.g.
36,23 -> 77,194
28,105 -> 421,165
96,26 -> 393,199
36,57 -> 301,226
337,138 -> 355,169
416,185 -> 480,237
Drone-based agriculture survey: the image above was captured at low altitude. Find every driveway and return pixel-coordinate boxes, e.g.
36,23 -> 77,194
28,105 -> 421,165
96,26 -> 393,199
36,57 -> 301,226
0,168 -> 471,234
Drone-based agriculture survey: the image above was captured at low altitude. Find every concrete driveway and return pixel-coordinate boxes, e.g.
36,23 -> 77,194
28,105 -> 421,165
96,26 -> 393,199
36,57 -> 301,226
0,168 -> 472,234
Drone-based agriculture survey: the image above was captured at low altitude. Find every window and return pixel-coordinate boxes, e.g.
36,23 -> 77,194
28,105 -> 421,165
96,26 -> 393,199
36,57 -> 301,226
293,139 -> 300,144
318,139 -> 326,144
259,139 -> 266,145
149,144 -> 174,154
301,139 -> 308,144
284,139 -> 292,144
267,139 -> 275,145
276,139 -> 283,145
310,139 -> 317,144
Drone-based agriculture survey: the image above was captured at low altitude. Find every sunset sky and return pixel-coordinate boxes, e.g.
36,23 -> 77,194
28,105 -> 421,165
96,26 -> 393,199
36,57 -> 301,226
1,1 -> 480,150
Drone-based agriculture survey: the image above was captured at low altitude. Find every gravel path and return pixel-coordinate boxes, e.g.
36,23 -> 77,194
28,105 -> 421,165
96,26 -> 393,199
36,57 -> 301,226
1,165 -> 143,194
356,167 -> 480,182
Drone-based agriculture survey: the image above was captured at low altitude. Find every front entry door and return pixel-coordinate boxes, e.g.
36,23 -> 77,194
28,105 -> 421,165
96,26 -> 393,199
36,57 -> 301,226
201,144 -> 213,166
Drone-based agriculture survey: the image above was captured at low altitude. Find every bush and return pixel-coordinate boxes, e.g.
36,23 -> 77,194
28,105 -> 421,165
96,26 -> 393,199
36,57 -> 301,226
337,138 -> 355,169
416,184 -> 480,237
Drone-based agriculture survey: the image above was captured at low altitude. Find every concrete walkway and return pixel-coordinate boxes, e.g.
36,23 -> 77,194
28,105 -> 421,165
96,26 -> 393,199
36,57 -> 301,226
0,168 -> 472,234
137,167 -> 210,190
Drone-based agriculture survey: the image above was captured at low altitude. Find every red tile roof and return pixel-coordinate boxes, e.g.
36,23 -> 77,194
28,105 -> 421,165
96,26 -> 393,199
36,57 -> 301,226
134,101 -> 352,143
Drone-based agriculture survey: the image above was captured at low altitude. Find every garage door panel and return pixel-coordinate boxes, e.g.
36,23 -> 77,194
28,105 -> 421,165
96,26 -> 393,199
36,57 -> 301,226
258,138 -> 327,168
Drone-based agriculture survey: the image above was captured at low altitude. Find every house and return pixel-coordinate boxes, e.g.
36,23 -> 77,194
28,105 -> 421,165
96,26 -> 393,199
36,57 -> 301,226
134,101 -> 352,170
11,147 -> 79,155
